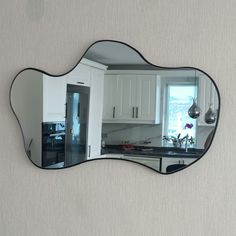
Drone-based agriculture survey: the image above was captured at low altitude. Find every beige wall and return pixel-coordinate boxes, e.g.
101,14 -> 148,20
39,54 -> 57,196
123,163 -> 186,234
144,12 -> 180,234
0,1 -> 234,235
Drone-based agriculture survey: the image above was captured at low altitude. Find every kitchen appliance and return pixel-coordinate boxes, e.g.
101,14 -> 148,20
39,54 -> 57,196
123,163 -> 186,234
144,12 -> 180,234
42,122 -> 65,168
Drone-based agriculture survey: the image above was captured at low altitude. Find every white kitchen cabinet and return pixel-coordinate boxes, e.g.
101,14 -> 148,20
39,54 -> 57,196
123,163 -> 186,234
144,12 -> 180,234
43,75 -> 66,122
102,75 -> 118,120
103,74 -> 136,121
87,67 -> 106,159
116,74 -> 136,120
103,71 -> 161,124
161,157 -> 197,173
124,155 -> 161,171
136,75 -> 159,122
65,59 -> 107,159
197,73 -> 219,126
66,63 -> 90,87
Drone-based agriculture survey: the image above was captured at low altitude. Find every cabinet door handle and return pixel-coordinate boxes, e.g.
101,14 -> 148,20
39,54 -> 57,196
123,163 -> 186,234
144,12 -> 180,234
113,107 -> 116,118
132,107 -> 135,118
77,81 -> 84,84
88,145 -> 91,158
136,107 -> 138,118
77,102 -> 80,117
65,103 -> 67,118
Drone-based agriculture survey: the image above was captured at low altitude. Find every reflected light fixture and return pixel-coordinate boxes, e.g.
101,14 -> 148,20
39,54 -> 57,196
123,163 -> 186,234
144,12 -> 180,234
188,70 -> 201,119
204,83 -> 216,124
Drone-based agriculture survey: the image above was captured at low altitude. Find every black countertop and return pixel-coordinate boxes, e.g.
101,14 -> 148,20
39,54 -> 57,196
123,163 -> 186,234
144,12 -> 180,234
101,145 -> 205,159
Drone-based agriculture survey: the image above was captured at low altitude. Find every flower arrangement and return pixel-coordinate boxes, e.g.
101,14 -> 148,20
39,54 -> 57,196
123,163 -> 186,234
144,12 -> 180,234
163,123 -> 195,148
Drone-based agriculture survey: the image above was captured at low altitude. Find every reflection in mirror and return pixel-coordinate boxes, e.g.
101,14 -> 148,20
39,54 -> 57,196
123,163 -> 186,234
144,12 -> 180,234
10,40 -> 220,173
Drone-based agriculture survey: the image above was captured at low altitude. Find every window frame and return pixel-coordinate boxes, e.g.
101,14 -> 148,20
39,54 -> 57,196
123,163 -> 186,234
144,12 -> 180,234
161,77 -> 198,147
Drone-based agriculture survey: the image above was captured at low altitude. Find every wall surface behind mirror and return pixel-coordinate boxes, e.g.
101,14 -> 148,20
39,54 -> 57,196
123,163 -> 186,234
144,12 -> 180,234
0,0 -> 234,235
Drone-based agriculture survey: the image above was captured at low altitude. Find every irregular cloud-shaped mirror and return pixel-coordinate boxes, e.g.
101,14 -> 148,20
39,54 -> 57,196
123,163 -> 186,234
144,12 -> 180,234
10,40 -> 220,174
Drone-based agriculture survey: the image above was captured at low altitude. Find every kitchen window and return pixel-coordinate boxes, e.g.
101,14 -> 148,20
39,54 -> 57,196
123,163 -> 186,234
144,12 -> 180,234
163,80 -> 198,146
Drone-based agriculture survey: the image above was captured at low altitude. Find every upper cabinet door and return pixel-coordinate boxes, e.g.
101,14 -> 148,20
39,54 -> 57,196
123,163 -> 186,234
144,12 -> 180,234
103,75 -> 118,120
135,75 -> 157,122
116,75 -> 136,120
66,64 -> 91,87
43,75 -> 66,122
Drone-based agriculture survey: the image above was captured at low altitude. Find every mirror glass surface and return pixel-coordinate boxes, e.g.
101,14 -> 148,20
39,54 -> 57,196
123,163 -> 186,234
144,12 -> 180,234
10,40 -> 220,173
